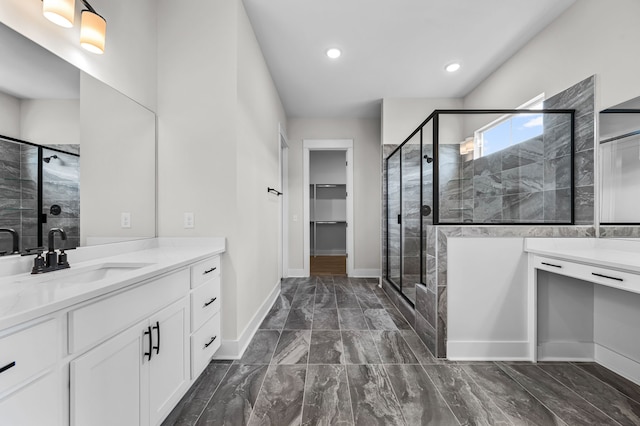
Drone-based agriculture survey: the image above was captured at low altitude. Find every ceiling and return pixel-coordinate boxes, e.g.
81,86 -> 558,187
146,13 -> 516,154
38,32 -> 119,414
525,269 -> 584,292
242,0 -> 576,118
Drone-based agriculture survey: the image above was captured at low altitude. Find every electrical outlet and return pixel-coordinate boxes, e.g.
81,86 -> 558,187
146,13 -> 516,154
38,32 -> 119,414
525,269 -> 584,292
121,212 -> 131,228
184,212 -> 194,229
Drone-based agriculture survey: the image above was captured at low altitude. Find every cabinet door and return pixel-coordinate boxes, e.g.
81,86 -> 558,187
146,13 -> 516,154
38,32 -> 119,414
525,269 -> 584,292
0,371 -> 60,426
70,319 -> 149,426
148,298 -> 190,426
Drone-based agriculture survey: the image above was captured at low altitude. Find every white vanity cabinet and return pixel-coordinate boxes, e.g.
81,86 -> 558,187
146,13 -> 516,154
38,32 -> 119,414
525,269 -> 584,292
189,256 -> 222,378
0,318 -> 61,426
70,270 -> 191,426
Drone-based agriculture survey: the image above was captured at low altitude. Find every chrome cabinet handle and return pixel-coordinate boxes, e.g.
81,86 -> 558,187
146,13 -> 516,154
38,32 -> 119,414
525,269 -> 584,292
203,267 -> 217,275
204,336 -> 217,349
0,361 -> 16,374
204,297 -> 217,307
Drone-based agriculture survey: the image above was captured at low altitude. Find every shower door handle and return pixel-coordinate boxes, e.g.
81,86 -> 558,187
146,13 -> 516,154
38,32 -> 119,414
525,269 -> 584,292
421,205 -> 432,217
397,214 -> 401,224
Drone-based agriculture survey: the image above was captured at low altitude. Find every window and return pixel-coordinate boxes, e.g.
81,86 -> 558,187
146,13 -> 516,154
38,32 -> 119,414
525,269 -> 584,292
474,94 -> 544,158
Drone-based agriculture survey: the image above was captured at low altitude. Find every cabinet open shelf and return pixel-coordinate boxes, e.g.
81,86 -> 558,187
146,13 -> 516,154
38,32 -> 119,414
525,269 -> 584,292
310,183 -> 347,256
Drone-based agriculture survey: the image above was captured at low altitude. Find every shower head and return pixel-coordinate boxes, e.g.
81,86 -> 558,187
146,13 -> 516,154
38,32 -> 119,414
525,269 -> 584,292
43,155 -> 58,163
423,154 -> 433,163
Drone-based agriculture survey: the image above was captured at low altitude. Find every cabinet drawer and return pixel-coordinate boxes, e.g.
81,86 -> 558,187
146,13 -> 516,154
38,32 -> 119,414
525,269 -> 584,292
0,319 -> 57,395
69,269 -> 189,354
191,276 -> 221,330
191,256 -> 220,288
191,313 -> 220,379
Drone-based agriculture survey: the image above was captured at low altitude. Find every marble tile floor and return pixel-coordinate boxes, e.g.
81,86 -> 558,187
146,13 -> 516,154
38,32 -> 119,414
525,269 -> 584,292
163,276 -> 640,426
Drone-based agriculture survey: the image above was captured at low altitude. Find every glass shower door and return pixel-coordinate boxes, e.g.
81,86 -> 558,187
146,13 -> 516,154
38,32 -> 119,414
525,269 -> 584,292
401,135 -> 421,303
386,152 -> 401,287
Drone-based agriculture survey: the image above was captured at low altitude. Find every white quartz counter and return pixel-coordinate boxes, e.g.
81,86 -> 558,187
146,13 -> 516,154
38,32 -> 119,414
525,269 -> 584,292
524,237 -> 640,274
0,238 -> 225,330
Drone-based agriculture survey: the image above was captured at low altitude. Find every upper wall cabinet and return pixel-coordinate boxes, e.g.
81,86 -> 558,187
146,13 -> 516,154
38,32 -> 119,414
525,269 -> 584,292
600,96 -> 640,224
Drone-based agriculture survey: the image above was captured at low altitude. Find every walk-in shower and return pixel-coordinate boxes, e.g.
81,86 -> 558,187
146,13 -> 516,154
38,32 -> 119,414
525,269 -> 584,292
384,109 -> 575,304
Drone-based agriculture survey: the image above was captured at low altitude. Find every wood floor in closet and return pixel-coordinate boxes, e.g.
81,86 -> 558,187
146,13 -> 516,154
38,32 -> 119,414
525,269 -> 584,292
310,255 -> 346,275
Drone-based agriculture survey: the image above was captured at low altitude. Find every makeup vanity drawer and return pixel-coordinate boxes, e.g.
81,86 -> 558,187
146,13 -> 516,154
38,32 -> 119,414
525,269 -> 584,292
0,318 -> 57,395
191,313 -> 221,378
191,275 -> 221,330
191,256 -> 220,289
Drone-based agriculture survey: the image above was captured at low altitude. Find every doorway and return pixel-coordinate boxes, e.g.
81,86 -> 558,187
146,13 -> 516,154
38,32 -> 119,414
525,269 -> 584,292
303,140 -> 354,277
279,124 -> 289,279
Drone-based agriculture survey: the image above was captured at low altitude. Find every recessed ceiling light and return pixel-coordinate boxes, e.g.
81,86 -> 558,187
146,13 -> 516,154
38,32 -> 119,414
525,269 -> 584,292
445,63 -> 461,73
326,48 -> 341,59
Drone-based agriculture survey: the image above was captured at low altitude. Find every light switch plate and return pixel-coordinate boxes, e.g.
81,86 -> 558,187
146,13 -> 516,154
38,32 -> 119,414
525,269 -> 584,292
184,212 -> 194,229
121,212 -> 131,228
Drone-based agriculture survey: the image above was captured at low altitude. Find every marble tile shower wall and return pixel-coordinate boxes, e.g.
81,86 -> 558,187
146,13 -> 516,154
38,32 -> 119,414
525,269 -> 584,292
0,140 -> 80,252
381,76 -> 597,359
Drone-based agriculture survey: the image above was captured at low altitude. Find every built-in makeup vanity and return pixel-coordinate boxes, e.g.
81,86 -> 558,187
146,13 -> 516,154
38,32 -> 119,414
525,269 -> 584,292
0,238 -> 225,426
525,238 -> 640,385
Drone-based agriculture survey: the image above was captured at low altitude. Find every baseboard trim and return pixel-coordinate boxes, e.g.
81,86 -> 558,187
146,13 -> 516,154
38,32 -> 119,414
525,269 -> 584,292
287,269 -> 306,277
537,341 -> 594,361
213,279 -> 281,360
595,344 -> 640,386
447,341 -> 531,361
350,269 -> 381,278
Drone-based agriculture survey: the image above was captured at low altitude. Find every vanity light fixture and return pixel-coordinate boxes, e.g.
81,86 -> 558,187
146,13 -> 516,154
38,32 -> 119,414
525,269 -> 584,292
42,0 -> 107,54
445,62 -> 461,73
326,48 -> 341,59
459,137 -> 474,155
79,2 -> 106,54
43,0 -> 75,28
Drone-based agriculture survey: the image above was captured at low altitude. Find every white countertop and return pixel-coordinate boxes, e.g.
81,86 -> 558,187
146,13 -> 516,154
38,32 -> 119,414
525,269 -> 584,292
524,238 -> 640,273
0,238 -> 225,330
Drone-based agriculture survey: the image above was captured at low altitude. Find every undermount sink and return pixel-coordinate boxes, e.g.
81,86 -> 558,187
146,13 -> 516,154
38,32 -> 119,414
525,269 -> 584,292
59,262 -> 154,284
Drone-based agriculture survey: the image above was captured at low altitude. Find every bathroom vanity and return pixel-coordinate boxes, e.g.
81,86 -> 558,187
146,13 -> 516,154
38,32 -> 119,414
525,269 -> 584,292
525,238 -> 640,385
0,238 -> 225,426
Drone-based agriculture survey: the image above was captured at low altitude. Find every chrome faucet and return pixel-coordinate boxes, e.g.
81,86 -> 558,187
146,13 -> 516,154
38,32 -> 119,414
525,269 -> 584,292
29,228 -> 71,274
0,228 -> 19,255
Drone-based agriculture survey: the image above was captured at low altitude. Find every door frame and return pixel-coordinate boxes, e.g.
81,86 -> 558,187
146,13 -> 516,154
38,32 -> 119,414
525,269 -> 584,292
279,123 -> 289,279
303,139 -> 354,276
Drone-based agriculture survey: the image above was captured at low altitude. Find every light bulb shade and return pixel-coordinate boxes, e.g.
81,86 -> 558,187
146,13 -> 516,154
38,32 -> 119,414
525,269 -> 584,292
80,10 -> 106,54
43,0 -> 75,28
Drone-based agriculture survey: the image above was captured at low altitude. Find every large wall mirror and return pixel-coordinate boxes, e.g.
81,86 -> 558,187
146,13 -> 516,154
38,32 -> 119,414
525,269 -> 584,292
600,96 -> 640,225
0,22 -> 156,255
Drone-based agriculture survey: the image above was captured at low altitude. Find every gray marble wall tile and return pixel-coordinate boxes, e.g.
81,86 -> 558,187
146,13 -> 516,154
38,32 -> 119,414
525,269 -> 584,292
370,331 -> 418,364
544,189 -> 572,222
437,286 -> 448,357
423,364 -> 510,425
575,185 -> 595,224
575,111 -> 596,153
271,330 -> 310,365
308,331 -> 344,364
474,174 -> 502,198
346,364 -> 407,426
416,285 -> 436,328
338,309 -> 368,330
498,363 -> 617,424
575,149 -> 594,187
416,312 -> 436,356
195,364 -> 268,426
502,192 -> 544,222
502,161 -> 544,195
539,364 -> 640,426
473,195 -> 503,223
544,155 -> 572,190
240,330 -> 280,364
363,309 -> 398,330
302,365 -> 353,426
463,364 -> 563,425
341,330 -> 382,364
599,226 -> 640,238
248,365 -> 306,426
386,364 -> 458,425
313,309 -> 340,330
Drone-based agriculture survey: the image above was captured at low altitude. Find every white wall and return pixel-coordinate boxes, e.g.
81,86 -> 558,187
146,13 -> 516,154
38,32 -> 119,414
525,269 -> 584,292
80,73 -> 156,245
381,98 -> 463,145
447,238 -> 529,359
157,0 -> 286,346
0,91 -> 20,138
287,118 -> 381,275
463,0 -> 640,113
20,99 -> 79,146
0,0 -> 157,111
